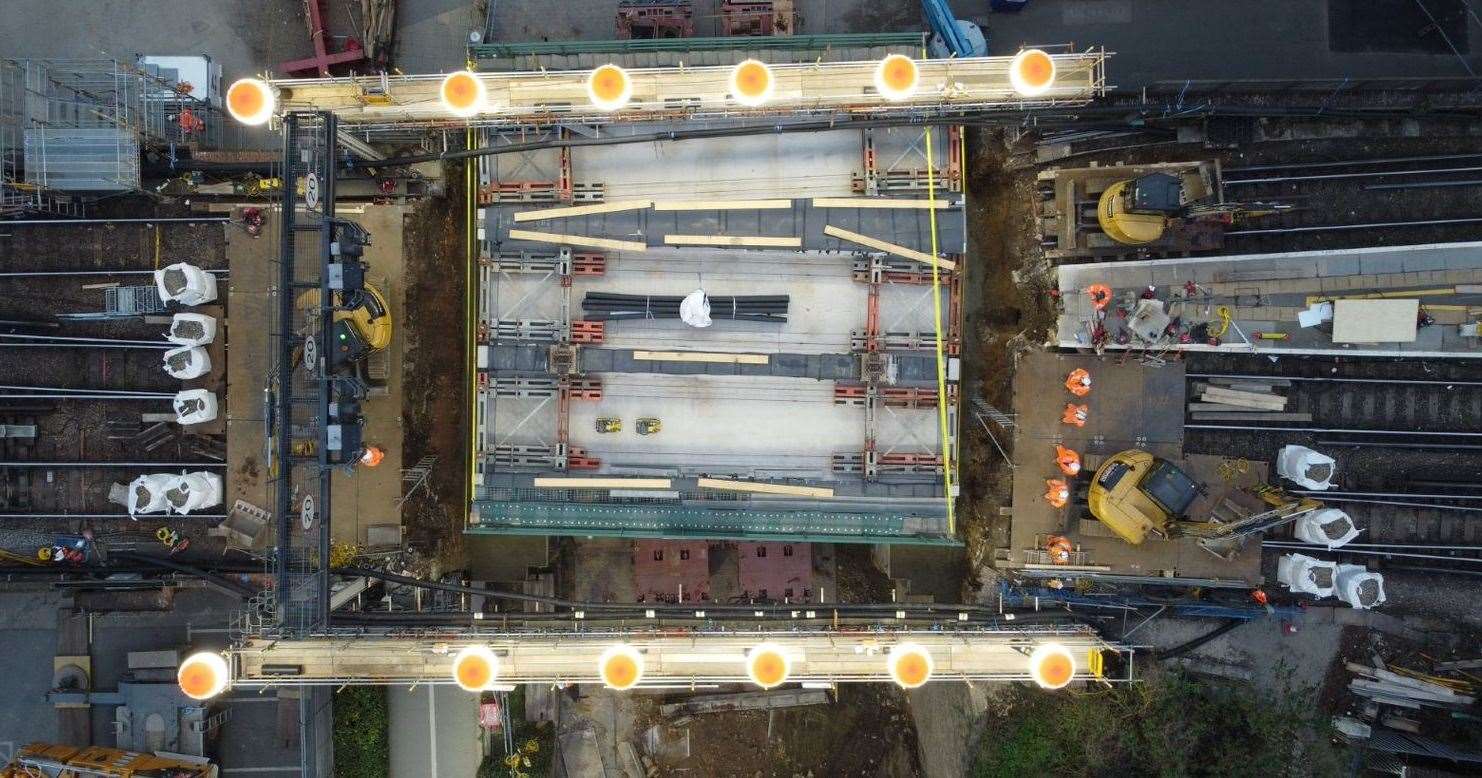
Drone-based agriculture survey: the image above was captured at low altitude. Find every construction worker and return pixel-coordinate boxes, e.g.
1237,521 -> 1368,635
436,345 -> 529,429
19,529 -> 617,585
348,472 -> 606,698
1061,403 -> 1088,427
1086,284 -> 1113,310
1055,444 -> 1082,476
1045,535 -> 1074,563
1064,368 -> 1092,397
1044,479 -> 1070,508
360,445 -> 386,467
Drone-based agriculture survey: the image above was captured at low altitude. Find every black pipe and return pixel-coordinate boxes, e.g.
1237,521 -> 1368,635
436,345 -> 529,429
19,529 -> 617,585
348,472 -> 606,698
110,551 -> 255,599
1153,618 -> 1246,660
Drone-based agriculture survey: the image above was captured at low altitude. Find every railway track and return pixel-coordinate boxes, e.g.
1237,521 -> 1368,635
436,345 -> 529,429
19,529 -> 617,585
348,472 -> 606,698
1218,152 -> 1482,251
1180,355 -> 1482,555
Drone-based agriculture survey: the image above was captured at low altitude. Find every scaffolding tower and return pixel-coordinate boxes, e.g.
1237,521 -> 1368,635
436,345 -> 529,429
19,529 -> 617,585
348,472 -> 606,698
0,58 -> 221,215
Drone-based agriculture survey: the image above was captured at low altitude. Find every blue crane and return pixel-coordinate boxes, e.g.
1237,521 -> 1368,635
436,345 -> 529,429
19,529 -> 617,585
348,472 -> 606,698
923,0 -> 988,58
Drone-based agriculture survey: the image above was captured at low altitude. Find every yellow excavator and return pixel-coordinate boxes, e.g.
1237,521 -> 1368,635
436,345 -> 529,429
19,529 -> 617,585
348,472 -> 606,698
297,283 -> 394,355
1098,172 -> 1283,247
1088,449 -> 1321,558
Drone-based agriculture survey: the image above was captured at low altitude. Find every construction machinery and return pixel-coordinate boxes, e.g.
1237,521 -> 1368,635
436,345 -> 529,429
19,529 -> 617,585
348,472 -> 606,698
637,417 -> 662,435
0,743 -> 214,777
1097,170 -> 1286,248
1088,449 -> 1322,557
596,417 -> 623,434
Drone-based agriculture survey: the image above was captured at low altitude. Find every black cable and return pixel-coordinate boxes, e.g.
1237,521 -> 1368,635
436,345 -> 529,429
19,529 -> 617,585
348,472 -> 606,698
1152,618 -> 1246,660
110,551 -> 256,599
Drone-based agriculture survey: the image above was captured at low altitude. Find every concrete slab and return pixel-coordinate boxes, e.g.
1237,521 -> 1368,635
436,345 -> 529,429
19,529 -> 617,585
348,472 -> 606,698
224,210 -> 276,533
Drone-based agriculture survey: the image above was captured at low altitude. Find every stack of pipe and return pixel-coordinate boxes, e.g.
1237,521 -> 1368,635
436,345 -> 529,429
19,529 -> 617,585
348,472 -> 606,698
582,292 -> 790,323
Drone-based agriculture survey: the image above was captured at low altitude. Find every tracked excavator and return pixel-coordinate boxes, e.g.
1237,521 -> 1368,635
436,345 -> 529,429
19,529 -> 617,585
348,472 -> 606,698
1087,449 -> 1323,559
1098,171 -> 1283,247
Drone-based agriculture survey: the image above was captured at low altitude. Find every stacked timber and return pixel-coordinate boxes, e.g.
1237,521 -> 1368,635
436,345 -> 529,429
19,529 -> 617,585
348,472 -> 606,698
1188,377 -> 1311,422
1347,663 -> 1477,710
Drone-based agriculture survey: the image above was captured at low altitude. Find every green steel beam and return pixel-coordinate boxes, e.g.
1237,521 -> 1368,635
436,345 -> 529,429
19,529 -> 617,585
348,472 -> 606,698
470,33 -> 926,59
469,500 -> 961,546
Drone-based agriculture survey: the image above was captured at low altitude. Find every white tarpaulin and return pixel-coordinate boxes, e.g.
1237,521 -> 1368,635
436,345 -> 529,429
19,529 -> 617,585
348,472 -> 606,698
679,289 -> 712,328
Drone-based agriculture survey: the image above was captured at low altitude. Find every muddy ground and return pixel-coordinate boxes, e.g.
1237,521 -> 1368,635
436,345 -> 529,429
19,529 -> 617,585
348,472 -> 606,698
398,160 -> 470,569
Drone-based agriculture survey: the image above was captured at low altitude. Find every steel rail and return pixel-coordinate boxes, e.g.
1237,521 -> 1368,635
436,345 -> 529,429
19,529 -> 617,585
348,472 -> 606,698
1187,373 -> 1482,388
1223,153 -> 1482,173
1186,424 -> 1482,437
1263,542 -> 1482,564
1292,490 -> 1482,501
1223,164 -> 1482,185
1224,215 -> 1482,235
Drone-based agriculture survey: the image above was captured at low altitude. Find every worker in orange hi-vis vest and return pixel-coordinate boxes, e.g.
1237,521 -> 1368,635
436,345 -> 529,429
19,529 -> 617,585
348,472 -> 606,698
360,445 -> 386,467
1045,535 -> 1073,564
1044,479 -> 1070,508
1054,444 -> 1082,476
1061,403 -> 1088,427
1064,368 -> 1092,397
1086,284 -> 1113,310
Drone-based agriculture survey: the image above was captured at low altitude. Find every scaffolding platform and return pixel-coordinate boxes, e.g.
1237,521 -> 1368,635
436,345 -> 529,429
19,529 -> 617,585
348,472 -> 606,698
1003,352 -> 1263,586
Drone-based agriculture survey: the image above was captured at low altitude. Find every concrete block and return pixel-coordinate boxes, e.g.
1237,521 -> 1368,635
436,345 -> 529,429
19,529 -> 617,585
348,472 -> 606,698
1361,254 -> 1404,276
1403,253 -> 1448,272
1320,257 -> 1361,277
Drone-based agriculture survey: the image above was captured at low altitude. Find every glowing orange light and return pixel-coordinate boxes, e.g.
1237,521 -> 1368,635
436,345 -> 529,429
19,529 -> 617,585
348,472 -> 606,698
729,59 -> 775,107
887,643 -> 933,689
451,645 -> 499,692
874,55 -> 919,101
225,79 -> 275,126
440,70 -> 486,117
177,651 -> 230,700
746,643 -> 791,689
586,64 -> 633,111
598,644 -> 644,690
1009,49 -> 1056,97
1029,643 -> 1076,690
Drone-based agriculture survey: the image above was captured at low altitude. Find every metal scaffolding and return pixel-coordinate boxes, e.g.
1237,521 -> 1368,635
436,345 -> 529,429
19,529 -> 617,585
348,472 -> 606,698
264,50 -> 1108,133
0,58 -> 221,212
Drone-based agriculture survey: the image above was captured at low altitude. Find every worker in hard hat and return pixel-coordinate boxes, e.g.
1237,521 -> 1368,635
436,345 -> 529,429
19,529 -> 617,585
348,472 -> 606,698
1061,403 -> 1088,427
1044,479 -> 1070,508
360,445 -> 386,467
1064,368 -> 1092,397
1087,284 -> 1112,310
1055,444 -> 1082,476
1045,535 -> 1073,563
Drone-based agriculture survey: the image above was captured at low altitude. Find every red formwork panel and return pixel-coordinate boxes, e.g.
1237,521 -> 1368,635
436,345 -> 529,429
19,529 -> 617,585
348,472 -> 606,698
634,540 -> 711,603
736,542 -> 812,602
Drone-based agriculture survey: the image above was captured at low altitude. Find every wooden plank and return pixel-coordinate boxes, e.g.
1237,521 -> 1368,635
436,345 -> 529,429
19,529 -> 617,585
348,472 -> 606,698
822,225 -> 955,270
507,229 -> 647,252
532,477 -> 673,489
1190,412 -> 1313,422
652,199 -> 792,211
812,197 -> 953,210
513,200 -> 651,222
1207,377 -> 1291,387
633,350 -> 769,365
1200,387 -> 1287,410
663,234 -> 802,248
698,477 -> 834,498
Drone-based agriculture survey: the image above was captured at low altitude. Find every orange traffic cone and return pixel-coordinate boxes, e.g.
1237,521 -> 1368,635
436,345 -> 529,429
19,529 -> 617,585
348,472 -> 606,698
1061,403 -> 1088,427
360,445 -> 386,467
1054,444 -> 1082,476
1064,368 -> 1092,397
1044,479 -> 1070,508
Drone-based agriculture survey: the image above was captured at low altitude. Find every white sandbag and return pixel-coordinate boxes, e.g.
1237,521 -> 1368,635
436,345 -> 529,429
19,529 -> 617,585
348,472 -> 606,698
173,389 -> 218,425
1293,508 -> 1360,549
167,312 -> 217,346
1334,564 -> 1386,610
166,471 -> 224,515
679,289 -> 712,328
1276,553 -> 1339,598
127,473 -> 176,516
154,262 -> 219,306
163,346 -> 211,380
1276,445 -> 1336,490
